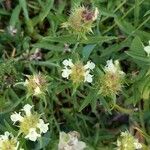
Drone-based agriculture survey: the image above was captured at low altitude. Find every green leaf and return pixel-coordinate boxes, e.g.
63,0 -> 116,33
126,37 -> 150,65
32,0 -> 54,26
9,5 -> 21,27
82,44 -> 96,61
34,132 -> 51,150
32,42 -> 63,51
0,9 -> 10,15
19,0 -> 29,20
144,10 -> 150,16
4,120 -> 17,135
126,51 -> 150,65
79,90 -> 98,112
130,36 -> 145,56
0,89 -> 23,115
81,36 -> 117,44
115,18 -> 135,35
42,35 -> 77,44
99,7 -> 116,18
43,35 -> 117,44
99,96 -> 112,114
30,61 -> 59,67
19,0 -> 33,33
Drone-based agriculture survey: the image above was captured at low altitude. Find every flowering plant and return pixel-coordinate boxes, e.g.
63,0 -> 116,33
0,0 -> 149,149
11,104 -> 49,142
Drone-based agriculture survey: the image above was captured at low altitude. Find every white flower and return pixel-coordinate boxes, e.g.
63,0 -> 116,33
62,59 -> 74,67
0,131 -> 10,140
117,131 -> 142,150
34,86 -> 42,95
84,71 -> 93,83
84,61 -> 95,70
92,7 -> 99,21
120,131 -> 128,137
58,132 -> 68,149
10,112 -> 23,123
144,41 -> 150,57
22,104 -> 33,116
37,119 -> 49,134
134,139 -> 142,149
11,104 -> 49,142
62,67 -> 72,79
25,128 -> 41,142
74,141 -> 86,150
104,59 -> 124,75
0,132 -> 20,150
58,131 -> 86,150
117,139 -> 121,147
62,59 -> 95,83
104,59 -> 117,74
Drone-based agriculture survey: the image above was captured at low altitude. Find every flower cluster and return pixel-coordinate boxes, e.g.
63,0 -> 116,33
0,131 -> 21,150
98,59 -> 125,97
62,6 -> 99,38
10,104 -> 49,142
116,131 -> 142,150
24,74 -> 47,97
144,40 -> 150,57
58,131 -> 86,150
62,59 -> 95,84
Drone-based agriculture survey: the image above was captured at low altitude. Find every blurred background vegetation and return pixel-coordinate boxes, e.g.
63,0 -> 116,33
0,0 -> 150,149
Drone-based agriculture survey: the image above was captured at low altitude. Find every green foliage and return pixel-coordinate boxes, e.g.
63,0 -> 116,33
0,0 -> 150,149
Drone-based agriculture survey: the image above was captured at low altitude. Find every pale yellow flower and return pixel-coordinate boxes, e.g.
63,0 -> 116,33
10,104 -> 49,142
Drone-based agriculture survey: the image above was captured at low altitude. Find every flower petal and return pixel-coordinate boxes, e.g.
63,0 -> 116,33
76,141 -> 86,150
92,7 -> 99,21
84,71 -> 93,83
104,59 -> 117,73
22,104 -> 33,116
62,59 -> 73,67
37,119 -> 49,134
62,68 -> 72,79
84,61 -> 95,70
25,128 -> 41,142
34,86 -> 42,96
144,45 -> 150,56
10,112 -> 23,123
